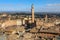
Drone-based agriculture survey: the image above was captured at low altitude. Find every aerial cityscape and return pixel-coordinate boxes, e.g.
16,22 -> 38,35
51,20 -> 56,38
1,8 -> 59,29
0,0 -> 60,40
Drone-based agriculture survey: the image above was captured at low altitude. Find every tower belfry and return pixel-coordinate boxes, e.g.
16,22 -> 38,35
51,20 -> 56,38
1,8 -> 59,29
31,4 -> 34,23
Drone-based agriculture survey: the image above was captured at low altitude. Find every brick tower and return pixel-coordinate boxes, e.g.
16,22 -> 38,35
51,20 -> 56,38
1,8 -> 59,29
31,4 -> 34,23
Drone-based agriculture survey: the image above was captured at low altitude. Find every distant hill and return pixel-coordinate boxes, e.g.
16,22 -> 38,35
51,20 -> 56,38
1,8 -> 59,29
0,12 -> 60,18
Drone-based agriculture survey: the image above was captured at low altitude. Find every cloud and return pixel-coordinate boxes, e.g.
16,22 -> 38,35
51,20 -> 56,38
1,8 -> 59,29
39,3 -> 60,12
37,4 -> 60,12
47,4 -> 60,7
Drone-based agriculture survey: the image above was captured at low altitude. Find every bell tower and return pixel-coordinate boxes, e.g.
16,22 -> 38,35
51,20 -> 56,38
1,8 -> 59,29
31,4 -> 34,23
45,14 -> 48,23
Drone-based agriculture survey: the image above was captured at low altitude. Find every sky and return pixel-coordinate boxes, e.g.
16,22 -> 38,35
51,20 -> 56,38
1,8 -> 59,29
0,0 -> 60,12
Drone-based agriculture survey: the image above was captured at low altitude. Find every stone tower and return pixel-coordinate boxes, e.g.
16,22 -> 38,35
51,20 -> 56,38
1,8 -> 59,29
31,4 -> 34,23
45,14 -> 48,23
